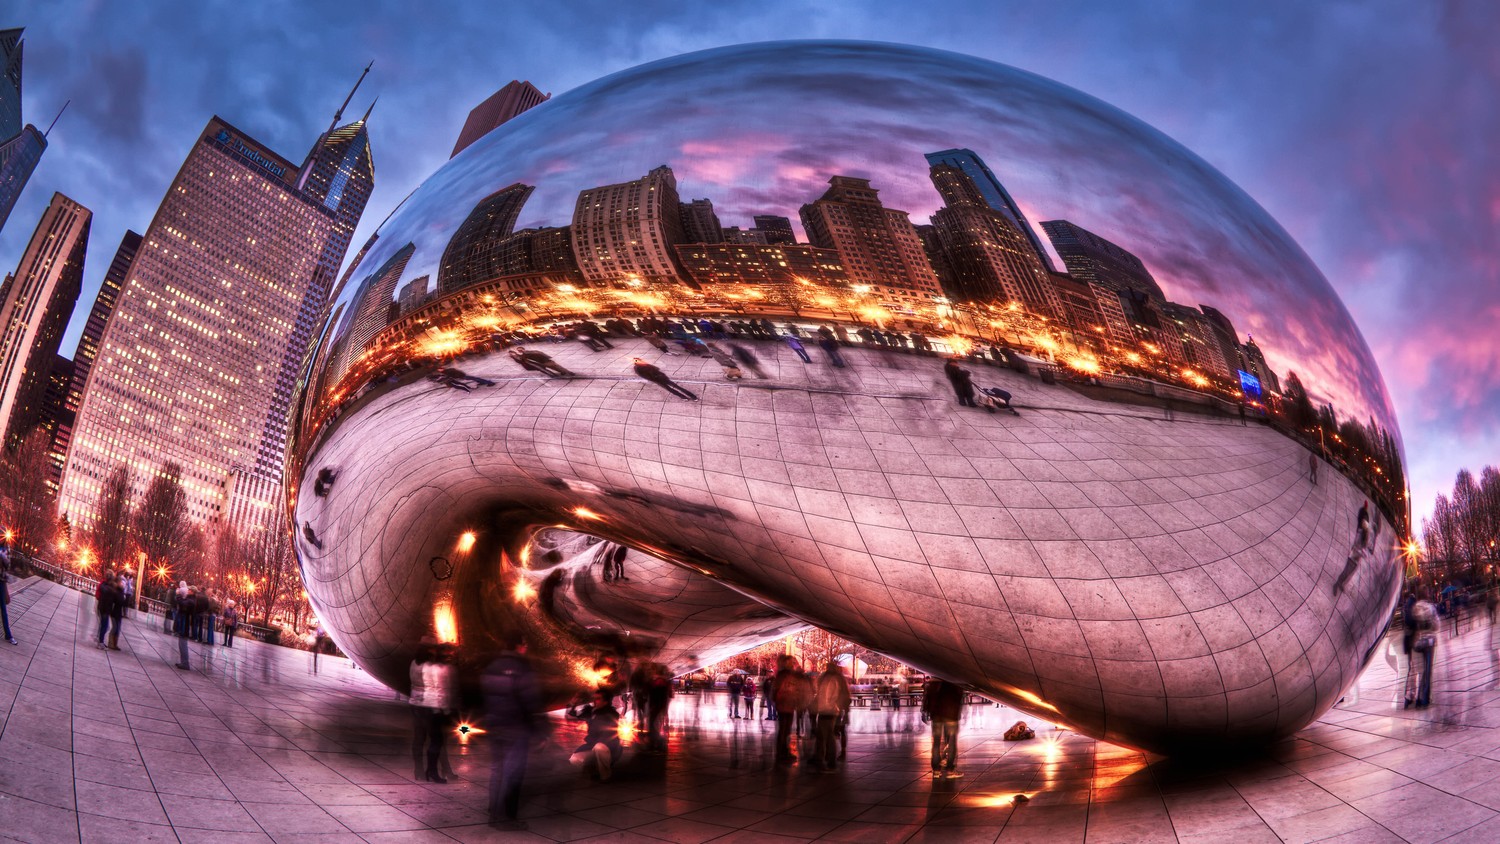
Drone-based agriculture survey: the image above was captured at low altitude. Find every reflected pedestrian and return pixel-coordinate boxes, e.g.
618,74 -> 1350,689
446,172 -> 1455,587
311,621 -> 328,673
762,673 -> 776,721
644,334 -> 676,355
743,672 -> 758,720
633,358 -> 698,401
509,346 -> 575,378
484,633 -> 542,831
817,334 -> 846,367
944,358 -> 977,407
1308,452 -> 1318,485
646,662 -> 673,753
783,334 -> 811,363
94,569 -> 117,649
727,672 -> 744,719
728,343 -> 767,378
922,677 -> 964,778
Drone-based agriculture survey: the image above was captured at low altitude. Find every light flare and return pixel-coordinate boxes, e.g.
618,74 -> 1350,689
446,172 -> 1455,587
457,531 -> 477,553
434,601 -> 459,644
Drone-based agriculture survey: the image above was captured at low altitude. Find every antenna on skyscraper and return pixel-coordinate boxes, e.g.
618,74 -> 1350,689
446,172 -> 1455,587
44,100 -> 69,138
361,95 -> 378,123
299,62 -> 374,191
327,61 -> 373,136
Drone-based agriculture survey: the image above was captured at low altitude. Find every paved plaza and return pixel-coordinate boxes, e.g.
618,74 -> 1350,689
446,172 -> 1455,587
3,577 -> 1500,842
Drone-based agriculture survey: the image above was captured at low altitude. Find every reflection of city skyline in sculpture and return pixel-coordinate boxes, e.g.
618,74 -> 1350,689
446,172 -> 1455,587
317,141 -> 1404,532
289,42 -> 1407,756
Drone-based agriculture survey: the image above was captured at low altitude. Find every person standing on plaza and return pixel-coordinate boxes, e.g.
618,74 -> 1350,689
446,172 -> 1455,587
119,572 -> 133,618
645,663 -> 674,753
105,574 -> 125,650
728,343 -> 767,378
174,585 -> 196,670
742,672 -> 758,720
0,539 -> 16,645
202,590 -> 220,650
726,671 -> 744,719
608,543 -> 627,582
772,656 -> 812,766
484,633 -> 543,832
94,569 -> 117,648
410,639 -> 456,783
922,677 -> 965,778
566,692 -> 623,782
632,358 -> 698,401
1408,592 -> 1439,709
811,661 -> 851,771
221,599 -> 238,646
762,672 -> 776,721
311,621 -> 328,673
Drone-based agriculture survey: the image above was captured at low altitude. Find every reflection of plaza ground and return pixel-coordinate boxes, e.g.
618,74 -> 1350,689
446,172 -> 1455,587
293,333 -> 1397,753
5,577 -> 1500,842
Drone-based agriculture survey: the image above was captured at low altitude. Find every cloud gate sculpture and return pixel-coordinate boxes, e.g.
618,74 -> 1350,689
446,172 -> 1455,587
287,41 -> 1406,753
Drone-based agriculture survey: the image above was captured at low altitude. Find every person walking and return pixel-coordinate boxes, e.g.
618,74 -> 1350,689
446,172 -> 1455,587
120,573 -> 134,618
1408,592 -> 1439,709
632,358 -> 698,401
728,343 -> 767,378
743,673 -> 758,720
0,539 -> 16,645
762,673 -> 776,721
922,677 -> 965,778
202,590 -> 220,650
410,639 -> 456,783
220,600 -> 239,646
772,656 -> 812,766
783,334 -> 811,363
811,662 -> 851,771
944,358 -> 977,407
484,633 -> 543,831
645,663 -> 674,753
311,622 -> 328,673
1308,452 -> 1319,485
104,574 -> 125,651
509,346 -> 575,378
817,335 -> 846,367
94,570 -> 117,648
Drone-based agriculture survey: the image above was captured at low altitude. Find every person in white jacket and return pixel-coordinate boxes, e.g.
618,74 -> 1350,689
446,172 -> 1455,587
410,638 -> 457,783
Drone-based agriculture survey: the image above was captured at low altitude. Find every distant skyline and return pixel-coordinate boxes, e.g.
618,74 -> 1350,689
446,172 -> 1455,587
1,1 -> 1494,528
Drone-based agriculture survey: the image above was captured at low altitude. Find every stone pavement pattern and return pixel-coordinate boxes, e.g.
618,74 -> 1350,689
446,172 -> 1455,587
3,577 -> 1500,842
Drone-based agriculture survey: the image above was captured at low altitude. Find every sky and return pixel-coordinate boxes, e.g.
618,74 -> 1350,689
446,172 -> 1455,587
2,0 -> 1495,527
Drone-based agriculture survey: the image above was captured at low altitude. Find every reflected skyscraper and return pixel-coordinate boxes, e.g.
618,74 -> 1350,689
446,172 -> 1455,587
800,176 -> 940,307
437,183 -> 535,295
928,162 -> 1060,317
573,165 -> 686,285
1040,218 -> 1165,301
60,88 -> 374,533
0,28 -> 45,237
925,148 -> 1053,272
0,193 -> 89,449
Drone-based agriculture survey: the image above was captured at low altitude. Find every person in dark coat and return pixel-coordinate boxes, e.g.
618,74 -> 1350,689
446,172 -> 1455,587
922,678 -> 965,778
0,539 -> 16,645
484,634 -> 543,831
567,693 -> 624,781
632,358 -> 698,400
944,358 -> 977,407
174,586 -> 197,670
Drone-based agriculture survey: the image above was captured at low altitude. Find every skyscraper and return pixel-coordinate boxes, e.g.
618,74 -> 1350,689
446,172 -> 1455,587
1039,219 -> 1164,301
451,80 -> 550,158
572,165 -> 686,286
65,230 -> 140,415
0,28 -> 46,237
800,176 -> 941,307
752,215 -> 796,245
679,198 -> 723,244
437,183 -> 535,295
0,192 -> 89,450
927,163 -> 1060,317
925,149 -> 1053,272
60,97 -> 374,533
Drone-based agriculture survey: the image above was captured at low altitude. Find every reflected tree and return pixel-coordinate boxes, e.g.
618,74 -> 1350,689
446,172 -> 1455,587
0,428 -> 57,557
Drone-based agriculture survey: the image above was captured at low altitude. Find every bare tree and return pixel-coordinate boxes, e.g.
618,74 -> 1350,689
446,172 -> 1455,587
91,463 -> 135,573
0,428 -> 57,558
243,516 -> 297,626
132,463 -> 189,580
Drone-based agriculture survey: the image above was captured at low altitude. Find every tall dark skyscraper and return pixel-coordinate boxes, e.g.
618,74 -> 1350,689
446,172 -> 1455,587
800,176 -> 941,307
438,183 -> 535,295
1039,219 -> 1164,300
925,148 -> 1053,272
0,193 -> 89,450
0,28 -> 46,237
752,215 -> 796,245
679,198 -> 723,244
451,80 -> 550,158
61,76 -> 375,534
928,163 -> 1059,317
65,230 -> 140,416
